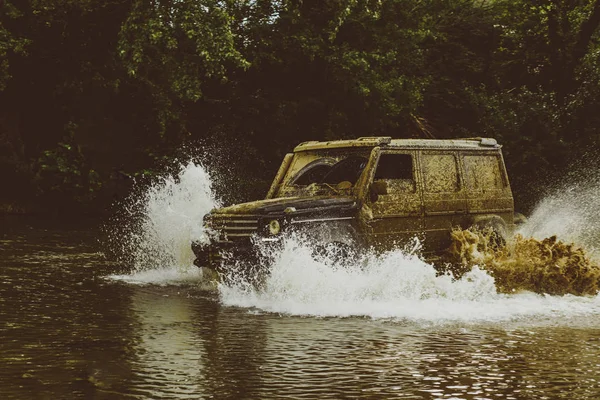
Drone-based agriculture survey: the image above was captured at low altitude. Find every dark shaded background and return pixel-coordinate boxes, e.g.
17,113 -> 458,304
1,0 -> 599,215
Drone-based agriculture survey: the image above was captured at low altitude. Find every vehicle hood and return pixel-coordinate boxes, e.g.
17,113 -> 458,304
211,196 -> 359,217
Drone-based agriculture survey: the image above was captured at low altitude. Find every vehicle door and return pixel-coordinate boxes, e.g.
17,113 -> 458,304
419,151 -> 468,252
365,150 -> 424,250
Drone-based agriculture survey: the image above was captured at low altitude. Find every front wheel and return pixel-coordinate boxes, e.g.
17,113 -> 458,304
312,241 -> 358,266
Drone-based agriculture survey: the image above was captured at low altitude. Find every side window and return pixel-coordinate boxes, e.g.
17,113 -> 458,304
375,154 -> 413,180
463,154 -> 504,191
421,154 -> 459,193
374,153 -> 415,193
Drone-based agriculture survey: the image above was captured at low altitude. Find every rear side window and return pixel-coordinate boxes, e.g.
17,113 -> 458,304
463,154 -> 504,191
421,154 -> 459,193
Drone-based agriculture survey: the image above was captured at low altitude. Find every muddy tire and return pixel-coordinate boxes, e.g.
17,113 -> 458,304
472,219 -> 507,250
486,227 -> 506,249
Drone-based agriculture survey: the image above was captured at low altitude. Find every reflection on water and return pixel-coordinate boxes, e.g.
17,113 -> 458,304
2,219 -> 600,399
128,288 -> 205,398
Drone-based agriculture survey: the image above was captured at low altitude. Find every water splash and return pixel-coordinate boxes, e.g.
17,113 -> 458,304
434,164 -> 600,296
519,166 -> 600,256
105,156 -> 600,322
107,161 -> 219,278
110,266 -> 207,286
218,235 -> 600,322
444,229 -> 600,296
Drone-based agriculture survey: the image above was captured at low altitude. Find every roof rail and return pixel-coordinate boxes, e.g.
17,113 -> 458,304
296,140 -> 319,147
357,136 -> 392,145
455,137 -> 498,147
479,138 -> 498,146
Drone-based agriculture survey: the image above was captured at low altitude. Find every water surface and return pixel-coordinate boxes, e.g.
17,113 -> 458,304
2,217 -> 600,399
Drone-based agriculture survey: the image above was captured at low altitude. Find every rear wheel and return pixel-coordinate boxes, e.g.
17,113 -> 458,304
472,221 -> 507,250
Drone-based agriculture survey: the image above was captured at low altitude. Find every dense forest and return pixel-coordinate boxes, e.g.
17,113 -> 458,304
1,0 -> 600,214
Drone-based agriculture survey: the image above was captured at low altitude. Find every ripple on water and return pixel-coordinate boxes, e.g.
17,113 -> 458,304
3,221 -> 600,399
5,159 -> 600,399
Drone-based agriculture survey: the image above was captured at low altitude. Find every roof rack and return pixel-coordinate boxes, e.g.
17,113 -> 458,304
357,136 -> 392,145
294,137 -> 501,152
479,138 -> 498,146
457,137 -> 498,147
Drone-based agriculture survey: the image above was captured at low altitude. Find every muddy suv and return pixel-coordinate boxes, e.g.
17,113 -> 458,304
192,137 -> 515,269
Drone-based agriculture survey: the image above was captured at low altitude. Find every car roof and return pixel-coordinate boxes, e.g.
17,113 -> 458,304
294,137 -> 501,152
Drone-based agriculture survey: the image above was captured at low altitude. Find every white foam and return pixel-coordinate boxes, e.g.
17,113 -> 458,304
519,177 -> 600,255
106,161 -> 221,286
111,266 -> 206,286
110,161 -> 219,273
218,236 -> 600,322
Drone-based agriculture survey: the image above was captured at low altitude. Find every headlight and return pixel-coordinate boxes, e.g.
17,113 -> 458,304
268,219 -> 281,235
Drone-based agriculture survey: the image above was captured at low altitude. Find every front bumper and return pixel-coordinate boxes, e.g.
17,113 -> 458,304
191,241 -> 221,269
191,238 -> 281,271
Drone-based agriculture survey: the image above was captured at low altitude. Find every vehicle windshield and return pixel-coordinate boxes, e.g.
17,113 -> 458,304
276,150 -> 371,198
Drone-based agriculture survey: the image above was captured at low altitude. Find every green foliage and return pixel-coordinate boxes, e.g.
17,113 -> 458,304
2,0 -> 600,212
34,123 -> 102,203
118,0 -> 249,135
0,1 -> 30,90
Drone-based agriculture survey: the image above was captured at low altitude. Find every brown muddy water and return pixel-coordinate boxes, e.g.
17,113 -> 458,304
2,216 -> 600,400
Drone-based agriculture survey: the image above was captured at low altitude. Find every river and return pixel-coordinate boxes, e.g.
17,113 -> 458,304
2,217 -> 600,399
2,162 -> 600,399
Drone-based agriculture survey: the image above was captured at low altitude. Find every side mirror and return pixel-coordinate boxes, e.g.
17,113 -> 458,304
369,181 -> 388,203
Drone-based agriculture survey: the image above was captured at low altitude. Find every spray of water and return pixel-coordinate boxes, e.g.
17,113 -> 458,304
218,234 -> 600,322
107,161 -> 219,284
445,229 -> 600,296
519,177 -> 600,256
107,159 -> 600,322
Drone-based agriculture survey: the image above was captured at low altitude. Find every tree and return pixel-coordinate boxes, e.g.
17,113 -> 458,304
118,0 -> 249,136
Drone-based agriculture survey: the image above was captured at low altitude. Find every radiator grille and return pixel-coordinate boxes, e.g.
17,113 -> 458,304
209,214 -> 259,241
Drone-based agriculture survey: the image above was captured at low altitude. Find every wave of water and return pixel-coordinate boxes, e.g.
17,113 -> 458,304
519,178 -> 600,257
219,236 -> 600,322
107,161 -> 219,283
108,161 -> 600,323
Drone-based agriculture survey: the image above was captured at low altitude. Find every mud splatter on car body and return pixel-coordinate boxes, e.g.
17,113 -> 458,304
192,137 -> 516,271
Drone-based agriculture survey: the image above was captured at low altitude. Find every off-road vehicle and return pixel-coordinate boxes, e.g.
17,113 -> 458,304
192,137 -> 515,270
